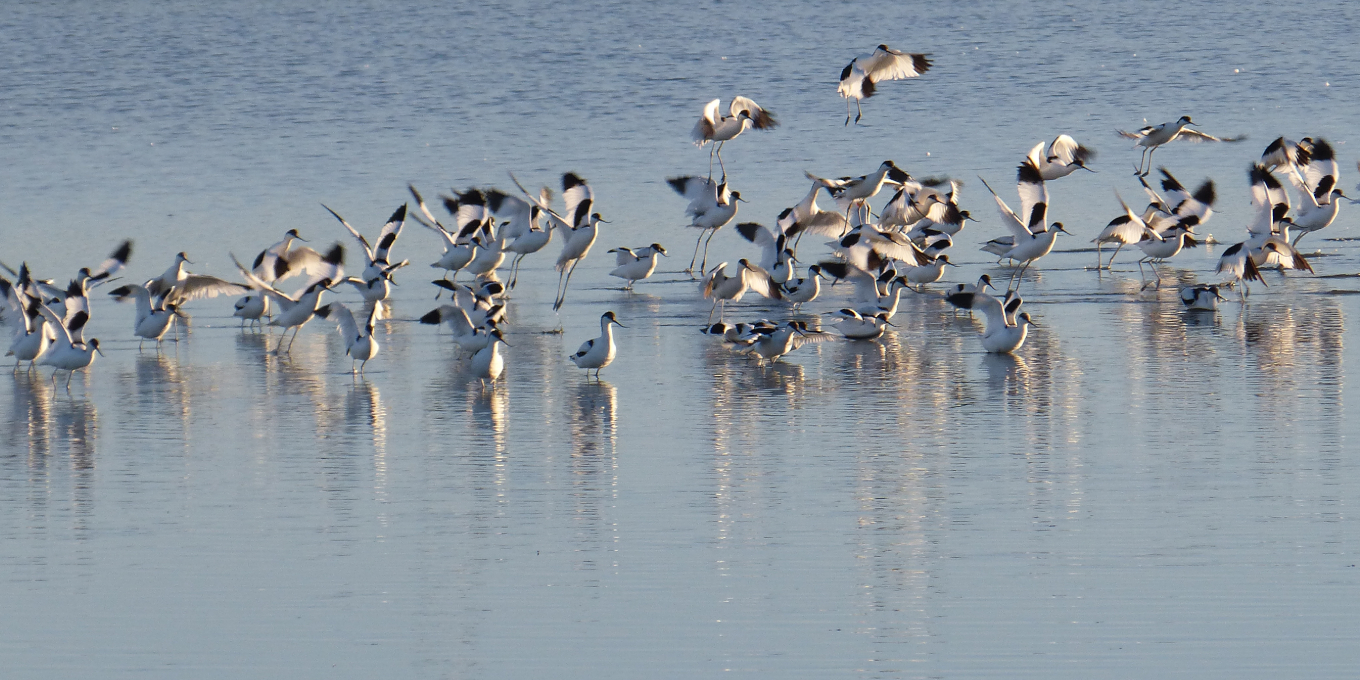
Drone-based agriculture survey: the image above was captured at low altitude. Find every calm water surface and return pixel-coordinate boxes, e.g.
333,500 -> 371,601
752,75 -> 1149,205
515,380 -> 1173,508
3,1 -> 1360,678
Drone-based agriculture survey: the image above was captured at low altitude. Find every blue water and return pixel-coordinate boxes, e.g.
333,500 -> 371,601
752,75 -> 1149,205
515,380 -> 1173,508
3,1 -> 1360,678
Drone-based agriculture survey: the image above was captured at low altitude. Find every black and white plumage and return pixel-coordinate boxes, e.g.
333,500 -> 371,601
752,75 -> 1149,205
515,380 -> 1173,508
944,275 -> 994,316
1285,139 -> 1351,246
35,303 -> 103,388
323,204 -> 409,317
735,222 -> 795,284
107,282 -> 179,350
0,273 -> 52,369
1091,192 -> 1151,270
144,252 -> 250,308
701,259 -> 782,324
231,253 -> 335,354
978,164 -> 1069,289
1028,135 -> 1095,180
1215,241 -> 1266,296
778,181 -> 851,245
1180,284 -> 1225,311
408,184 -> 480,288
608,244 -> 667,289
806,160 -> 911,225
781,265 -> 824,312
315,302 -> 380,374
669,175 -> 743,275
739,320 -> 833,363
837,44 -> 932,125
691,97 -> 778,178
570,311 -> 624,379
831,308 -> 892,340
1117,115 -> 1246,176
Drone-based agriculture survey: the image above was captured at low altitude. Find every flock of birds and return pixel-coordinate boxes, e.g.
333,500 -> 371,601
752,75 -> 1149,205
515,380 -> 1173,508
2,44 -> 1354,389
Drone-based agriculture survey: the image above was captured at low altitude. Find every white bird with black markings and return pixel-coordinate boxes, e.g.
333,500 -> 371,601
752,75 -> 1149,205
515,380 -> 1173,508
570,311 -> 624,379
781,264 -> 824,312
1,274 -> 51,370
838,44 -> 932,125
142,252 -> 249,309
691,96 -> 778,178
979,161 -> 1069,288
702,259 -> 782,324
231,253 -> 335,354
408,184 -> 480,288
1028,135 -> 1096,180
806,160 -> 911,225
471,327 -> 509,385
107,282 -> 179,351
735,222 -> 796,284
553,173 -> 602,312
315,302 -> 379,374
777,181 -> 850,247
323,203 -> 409,317
1285,139 -> 1353,246
35,304 -> 103,388
608,244 -> 667,290
831,308 -> 893,340
740,320 -> 833,363
669,175 -> 743,275
1180,284 -> 1225,311
972,291 -> 1036,354
1118,115 -> 1246,176
1091,192 -> 1151,270
944,274 -> 994,316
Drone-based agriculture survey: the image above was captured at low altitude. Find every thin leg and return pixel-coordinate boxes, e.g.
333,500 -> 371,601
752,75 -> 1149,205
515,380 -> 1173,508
687,231 -> 706,274
855,99 -> 863,124
715,141 -> 726,179
554,266 -> 569,308
1142,147 -> 1157,177
699,228 -> 718,273
1105,243 -> 1124,269
845,99 -> 852,127
555,260 -> 580,312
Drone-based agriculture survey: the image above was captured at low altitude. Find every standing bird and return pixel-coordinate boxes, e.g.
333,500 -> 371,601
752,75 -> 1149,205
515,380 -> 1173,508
838,44 -> 932,125
1117,115 -> 1246,176
740,321 -> 833,363
691,97 -> 778,179
554,181 -> 605,313
570,311 -> 624,379
315,302 -> 379,374
1091,192 -> 1151,269
781,264 -> 824,312
36,304 -> 103,388
608,244 -> 667,290
669,175 -> 743,275
979,162 -> 1069,289
944,274 -> 994,316
231,254 -> 334,354
471,327 -> 508,385
702,259 -> 782,323
107,283 -> 179,351
1,275 -> 51,370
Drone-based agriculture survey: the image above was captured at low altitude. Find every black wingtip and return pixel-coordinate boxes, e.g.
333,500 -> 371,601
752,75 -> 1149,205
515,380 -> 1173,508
562,173 -> 587,191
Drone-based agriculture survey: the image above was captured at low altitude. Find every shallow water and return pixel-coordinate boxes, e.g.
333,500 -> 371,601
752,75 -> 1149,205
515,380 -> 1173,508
4,1 -> 1360,678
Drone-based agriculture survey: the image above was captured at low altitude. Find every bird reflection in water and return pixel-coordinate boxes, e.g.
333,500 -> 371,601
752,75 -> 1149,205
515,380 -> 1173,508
344,380 -> 390,507
7,369 -> 98,475
567,378 -> 619,571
